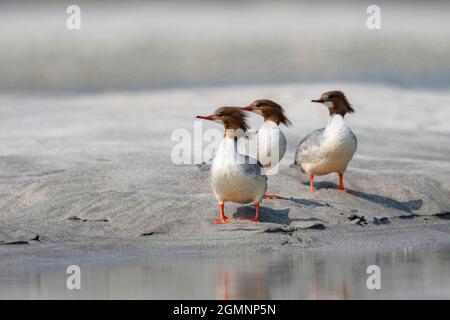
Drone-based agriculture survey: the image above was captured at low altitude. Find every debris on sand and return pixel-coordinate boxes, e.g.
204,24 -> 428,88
265,221 -> 326,234
30,235 -> 42,242
0,234 -> 42,245
68,216 -> 110,223
141,231 -> 157,236
373,216 -> 390,225
435,212 -> 450,220
264,226 -> 297,234
0,240 -> 30,245
348,214 -> 368,226
398,214 -> 419,220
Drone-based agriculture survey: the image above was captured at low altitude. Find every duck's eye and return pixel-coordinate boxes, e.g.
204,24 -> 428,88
328,95 -> 334,99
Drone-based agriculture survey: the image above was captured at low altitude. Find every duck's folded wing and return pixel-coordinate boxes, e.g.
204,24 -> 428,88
293,128 -> 325,172
352,131 -> 358,149
239,159 -> 268,185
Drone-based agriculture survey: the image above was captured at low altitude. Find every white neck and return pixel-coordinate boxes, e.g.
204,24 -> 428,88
224,128 -> 246,139
265,119 -> 278,125
262,120 -> 279,128
327,114 -> 345,127
217,136 -> 237,158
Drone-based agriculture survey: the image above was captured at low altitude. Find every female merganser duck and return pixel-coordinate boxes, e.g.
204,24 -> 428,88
293,91 -> 357,193
241,99 -> 292,170
197,107 -> 267,224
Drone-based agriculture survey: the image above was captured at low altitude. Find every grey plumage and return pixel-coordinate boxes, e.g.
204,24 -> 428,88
293,128 -> 325,173
240,156 -> 264,175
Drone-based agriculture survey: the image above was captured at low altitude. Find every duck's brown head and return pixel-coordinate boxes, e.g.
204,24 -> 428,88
242,99 -> 292,126
196,106 -> 249,132
311,91 -> 354,117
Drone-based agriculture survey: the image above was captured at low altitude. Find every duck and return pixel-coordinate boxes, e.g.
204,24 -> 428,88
196,107 -> 267,224
241,99 -> 292,170
293,91 -> 357,193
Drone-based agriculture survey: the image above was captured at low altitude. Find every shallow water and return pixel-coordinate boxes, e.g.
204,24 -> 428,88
1,244 -> 449,299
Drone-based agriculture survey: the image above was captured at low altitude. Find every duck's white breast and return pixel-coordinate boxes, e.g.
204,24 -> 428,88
257,121 -> 287,168
300,115 -> 357,175
210,138 -> 267,204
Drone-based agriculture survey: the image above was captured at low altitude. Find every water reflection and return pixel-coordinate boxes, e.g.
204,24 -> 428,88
0,244 -> 449,299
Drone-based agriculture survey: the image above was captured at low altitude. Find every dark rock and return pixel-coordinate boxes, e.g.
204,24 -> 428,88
348,214 -> 368,226
31,235 -> 41,242
373,216 -> 390,225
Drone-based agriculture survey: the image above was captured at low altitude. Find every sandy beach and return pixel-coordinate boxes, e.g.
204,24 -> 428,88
1,83 -> 449,267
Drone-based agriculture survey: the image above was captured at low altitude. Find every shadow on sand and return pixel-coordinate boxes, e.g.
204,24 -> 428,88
233,206 -> 326,226
287,198 -> 329,208
303,181 -> 423,213
233,206 -> 291,224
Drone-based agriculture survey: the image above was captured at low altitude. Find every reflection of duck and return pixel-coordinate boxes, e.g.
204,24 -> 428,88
311,274 -> 349,300
218,271 -> 266,300
293,91 -> 357,193
196,107 -> 267,224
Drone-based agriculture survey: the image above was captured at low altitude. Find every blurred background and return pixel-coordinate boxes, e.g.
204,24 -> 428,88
1,0 -> 450,93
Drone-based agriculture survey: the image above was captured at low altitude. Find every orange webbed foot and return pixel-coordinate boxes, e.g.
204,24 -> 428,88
213,216 -> 232,224
263,194 -> 283,200
213,201 -> 232,224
